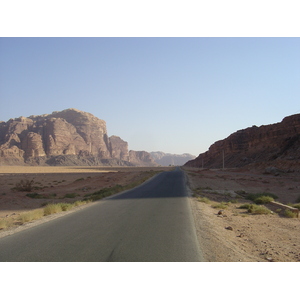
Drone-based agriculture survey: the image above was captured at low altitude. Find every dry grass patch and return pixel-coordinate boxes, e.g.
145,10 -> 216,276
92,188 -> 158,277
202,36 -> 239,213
0,218 -> 14,230
197,196 -> 211,204
211,202 -> 230,209
283,209 -> 298,218
43,203 -> 63,216
19,209 -> 44,224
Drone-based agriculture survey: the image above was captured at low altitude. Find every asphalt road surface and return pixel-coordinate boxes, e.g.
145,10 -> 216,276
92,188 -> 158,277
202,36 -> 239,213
0,167 -> 203,261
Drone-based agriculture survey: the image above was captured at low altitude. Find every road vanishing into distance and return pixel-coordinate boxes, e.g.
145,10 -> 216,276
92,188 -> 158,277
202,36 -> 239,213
0,167 -> 203,262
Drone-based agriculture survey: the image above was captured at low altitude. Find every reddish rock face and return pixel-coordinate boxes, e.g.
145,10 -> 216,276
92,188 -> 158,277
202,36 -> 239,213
0,108 -> 156,166
129,150 -> 157,167
185,114 -> 300,171
109,135 -> 129,161
22,132 -> 46,159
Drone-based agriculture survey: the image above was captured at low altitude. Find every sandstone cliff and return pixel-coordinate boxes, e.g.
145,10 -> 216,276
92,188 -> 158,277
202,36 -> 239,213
0,109 -> 156,167
129,150 -> 157,167
185,114 -> 300,171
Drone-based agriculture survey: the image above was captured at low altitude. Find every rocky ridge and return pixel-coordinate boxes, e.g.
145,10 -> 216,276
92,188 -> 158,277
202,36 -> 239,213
0,108 -> 157,167
185,114 -> 300,171
150,151 -> 196,166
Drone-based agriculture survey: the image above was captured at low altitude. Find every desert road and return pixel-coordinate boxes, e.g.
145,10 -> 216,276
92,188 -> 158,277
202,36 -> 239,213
0,167 -> 203,261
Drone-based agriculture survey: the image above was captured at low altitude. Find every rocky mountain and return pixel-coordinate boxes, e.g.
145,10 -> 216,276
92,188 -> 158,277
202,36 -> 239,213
0,108 -> 157,167
150,152 -> 196,166
185,114 -> 300,171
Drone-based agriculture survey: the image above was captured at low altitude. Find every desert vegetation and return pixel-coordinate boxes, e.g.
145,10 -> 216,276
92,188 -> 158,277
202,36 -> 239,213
0,167 -> 166,231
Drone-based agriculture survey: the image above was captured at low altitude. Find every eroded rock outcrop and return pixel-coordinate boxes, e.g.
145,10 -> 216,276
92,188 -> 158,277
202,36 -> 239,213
0,108 -> 156,167
150,151 -> 196,166
109,135 -> 129,161
129,150 -> 157,167
185,114 -> 300,171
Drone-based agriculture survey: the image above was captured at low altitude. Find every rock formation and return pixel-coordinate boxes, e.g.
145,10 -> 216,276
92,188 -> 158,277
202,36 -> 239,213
129,150 -> 156,167
185,114 -> 300,171
109,135 -> 129,161
150,152 -> 196,166
0,108 -> 157,167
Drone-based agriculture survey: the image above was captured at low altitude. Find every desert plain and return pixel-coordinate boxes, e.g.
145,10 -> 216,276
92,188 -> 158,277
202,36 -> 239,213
0,165 -> 299,262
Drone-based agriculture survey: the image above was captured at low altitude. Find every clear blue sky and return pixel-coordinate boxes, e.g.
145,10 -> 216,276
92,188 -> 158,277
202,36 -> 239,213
1,37 -> 299,156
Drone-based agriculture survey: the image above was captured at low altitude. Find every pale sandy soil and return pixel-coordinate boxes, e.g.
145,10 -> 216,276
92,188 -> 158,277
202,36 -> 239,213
184,167 -> 300,262
0,166 -> 170,236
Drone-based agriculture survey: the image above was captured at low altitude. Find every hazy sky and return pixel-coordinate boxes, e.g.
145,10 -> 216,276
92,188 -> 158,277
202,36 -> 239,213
1,37 -> 299,156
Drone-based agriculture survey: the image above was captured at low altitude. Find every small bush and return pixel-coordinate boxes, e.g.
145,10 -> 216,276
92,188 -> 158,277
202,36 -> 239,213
19,209 -> 44,223
291,203 -> 300,210
63,193 -> 78,198
0,218 -> 12,229
43,204 -> 63,216
229,198 -> 239,203
246,192 -> 277,202
26,193 -> 44,199
296,195 -> 300,203
247,204 -> 271,215
86,185 -> 124,201
58,203 -> 74,211
211,202 -> 229,209
253,196 -> 274,204
197,196 -> 211,204
73,200 -> 89,207
13,179 -> 34,192
238,203 -> 252,210
74,178 -> 84,182
283,209 -> 298,218
235,190 -> 246,197
26,193 -> 57,199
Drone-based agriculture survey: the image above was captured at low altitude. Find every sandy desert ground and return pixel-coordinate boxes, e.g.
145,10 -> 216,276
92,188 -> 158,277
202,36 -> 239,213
0,166 -> 170,222
184,167 -> 300,262
0,165 -> 299,262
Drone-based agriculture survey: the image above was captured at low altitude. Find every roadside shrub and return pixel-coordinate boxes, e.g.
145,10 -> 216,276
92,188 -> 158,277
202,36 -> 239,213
238,203 -> 252,210
43,204 -> 63,216
246,192 -> 278,202
58,203 -> 74,211
229,198 -> 239,203
197,196 -> 211,204
247,204 -> 271,215
211,202 -> 229,209
85,185 -> 124,201
283,209 -> 298,218
253,196 -> 274,204
291,203 -> 300,210
19,209 -> 44,223
0,218 -> 12,230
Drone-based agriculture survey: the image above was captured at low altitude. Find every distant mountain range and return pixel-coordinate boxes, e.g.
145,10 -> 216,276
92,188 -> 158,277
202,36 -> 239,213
150,152 -> 196,166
